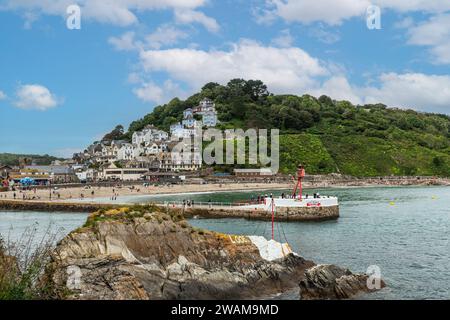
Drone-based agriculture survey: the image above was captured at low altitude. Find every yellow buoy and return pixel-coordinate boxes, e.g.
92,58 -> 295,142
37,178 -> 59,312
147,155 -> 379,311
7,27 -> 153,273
389,202 -> 395,206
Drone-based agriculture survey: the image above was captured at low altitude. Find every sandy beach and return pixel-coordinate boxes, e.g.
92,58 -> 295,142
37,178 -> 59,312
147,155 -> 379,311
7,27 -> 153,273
0,182 -> 292,202
0,176 -> 448,203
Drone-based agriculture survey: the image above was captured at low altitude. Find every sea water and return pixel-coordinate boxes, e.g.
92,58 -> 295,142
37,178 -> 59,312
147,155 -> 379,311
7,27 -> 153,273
0,186 -> 448,299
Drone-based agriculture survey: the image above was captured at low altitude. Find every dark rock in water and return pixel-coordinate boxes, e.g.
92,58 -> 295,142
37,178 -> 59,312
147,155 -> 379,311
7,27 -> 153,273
299,264 -> 385,300
44,207 -> 315,300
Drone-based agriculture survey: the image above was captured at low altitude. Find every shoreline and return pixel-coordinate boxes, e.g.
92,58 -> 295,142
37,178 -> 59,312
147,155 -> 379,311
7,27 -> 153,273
0,180 -> 448,213
1,177 -> 448,204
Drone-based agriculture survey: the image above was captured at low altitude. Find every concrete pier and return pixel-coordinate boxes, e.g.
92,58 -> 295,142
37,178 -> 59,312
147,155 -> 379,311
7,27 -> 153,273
184,205 -> 339,222
0,199 -> 339,222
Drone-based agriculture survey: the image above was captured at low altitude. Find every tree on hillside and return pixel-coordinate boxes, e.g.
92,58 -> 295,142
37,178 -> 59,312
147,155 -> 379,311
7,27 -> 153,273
102,125 -> 124,141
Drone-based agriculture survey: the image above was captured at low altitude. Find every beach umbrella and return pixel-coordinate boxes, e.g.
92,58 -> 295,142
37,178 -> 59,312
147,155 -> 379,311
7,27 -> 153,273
20,177 -> 35,185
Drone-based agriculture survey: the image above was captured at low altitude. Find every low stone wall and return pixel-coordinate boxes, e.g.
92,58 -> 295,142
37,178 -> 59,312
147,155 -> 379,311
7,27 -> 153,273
185,205 -> 339,222
0,200 -> 117,213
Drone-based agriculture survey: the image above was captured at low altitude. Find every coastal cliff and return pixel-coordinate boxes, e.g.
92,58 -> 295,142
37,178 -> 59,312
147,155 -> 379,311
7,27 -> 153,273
43,205 -> 382,300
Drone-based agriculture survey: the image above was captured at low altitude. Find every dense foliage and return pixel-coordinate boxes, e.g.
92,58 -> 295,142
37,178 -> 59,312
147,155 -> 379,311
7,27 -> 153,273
0,228 -> 56,300
119,79 -> 450,176
101,125 -> 125,142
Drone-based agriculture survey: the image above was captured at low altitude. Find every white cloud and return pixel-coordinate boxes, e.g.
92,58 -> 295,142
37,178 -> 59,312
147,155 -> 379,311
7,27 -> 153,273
0,90 -> 6,100
315,73 -> 450,113
1,0 -> 208,26
139,40 -> 327,94
308,25 -> 340,44
133,80 -> 187,104
127,72 -> 142,84
14,84 -> 60,111
108,31 -> 139,51
137,40 -> 450,113
394,16 -> 414,29
362,73 -> 450,112
133,82 -> 164,103
174,9 -> 220,33
266,0 -> 370,25
376,0 -> 450,13
109,25 -> 189,52
261,0 -> 450,25
407,14 -> 450,64
313,76 -> 363,104
146,25 -> 189,49
271,29 -> 294,48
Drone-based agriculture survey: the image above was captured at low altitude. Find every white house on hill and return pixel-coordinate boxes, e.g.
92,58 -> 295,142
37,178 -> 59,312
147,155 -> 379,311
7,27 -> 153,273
117,143 -> 137,161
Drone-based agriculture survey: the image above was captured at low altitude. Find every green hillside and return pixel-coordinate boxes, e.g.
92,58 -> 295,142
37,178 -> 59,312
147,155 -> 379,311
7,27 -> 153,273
116,79 -> 450,177
0,153 -> 62,167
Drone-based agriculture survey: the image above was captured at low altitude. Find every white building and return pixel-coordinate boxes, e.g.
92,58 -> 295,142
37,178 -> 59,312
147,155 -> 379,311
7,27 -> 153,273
101,163 -> 149,181
75,168 -> 97,182
193,98 -> 215,115
203,110 -> 218,127
160,140 -> 202,171
117,143 -> 137,161
132,126 -> 169,146
98,144 -> 118,164
183,108 -> 193,118
171,123 -> 186,141
152,130 -> 169,142
192,98 -> 218,127
142,142 -> 168,155
160,151 -> 202,172
182,114 -> 196,128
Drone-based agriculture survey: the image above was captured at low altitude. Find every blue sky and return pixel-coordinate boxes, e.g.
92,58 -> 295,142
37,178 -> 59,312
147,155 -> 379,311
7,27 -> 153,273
1,0 -> 450,157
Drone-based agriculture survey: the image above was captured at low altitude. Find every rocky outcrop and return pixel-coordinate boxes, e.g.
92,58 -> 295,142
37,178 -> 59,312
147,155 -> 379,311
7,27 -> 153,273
299,264 -> 386,300
43,207 -> 384,300
44,206 -> 315,300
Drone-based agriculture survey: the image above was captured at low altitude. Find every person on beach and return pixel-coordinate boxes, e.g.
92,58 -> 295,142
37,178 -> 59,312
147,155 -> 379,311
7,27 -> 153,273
13,192 -> 16,199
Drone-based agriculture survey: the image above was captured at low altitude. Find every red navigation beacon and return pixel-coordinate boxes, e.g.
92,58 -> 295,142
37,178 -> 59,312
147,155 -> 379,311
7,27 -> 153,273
292,164 -> 305,201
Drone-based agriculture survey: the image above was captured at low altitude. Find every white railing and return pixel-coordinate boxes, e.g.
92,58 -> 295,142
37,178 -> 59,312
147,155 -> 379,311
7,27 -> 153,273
144,200 -> 260,208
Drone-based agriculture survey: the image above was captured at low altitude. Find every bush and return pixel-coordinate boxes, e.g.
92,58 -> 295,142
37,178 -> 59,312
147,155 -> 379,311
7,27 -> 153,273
0,224 -> 60,300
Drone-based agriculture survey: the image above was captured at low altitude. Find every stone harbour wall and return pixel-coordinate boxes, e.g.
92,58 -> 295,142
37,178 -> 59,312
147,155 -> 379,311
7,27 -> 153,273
185,205 -> 339,222
0,200 -> 339,222
0,200 -> 118,213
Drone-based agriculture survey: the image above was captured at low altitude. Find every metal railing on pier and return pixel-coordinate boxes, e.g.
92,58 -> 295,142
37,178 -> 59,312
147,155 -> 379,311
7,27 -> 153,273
141,200 -> 263,209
